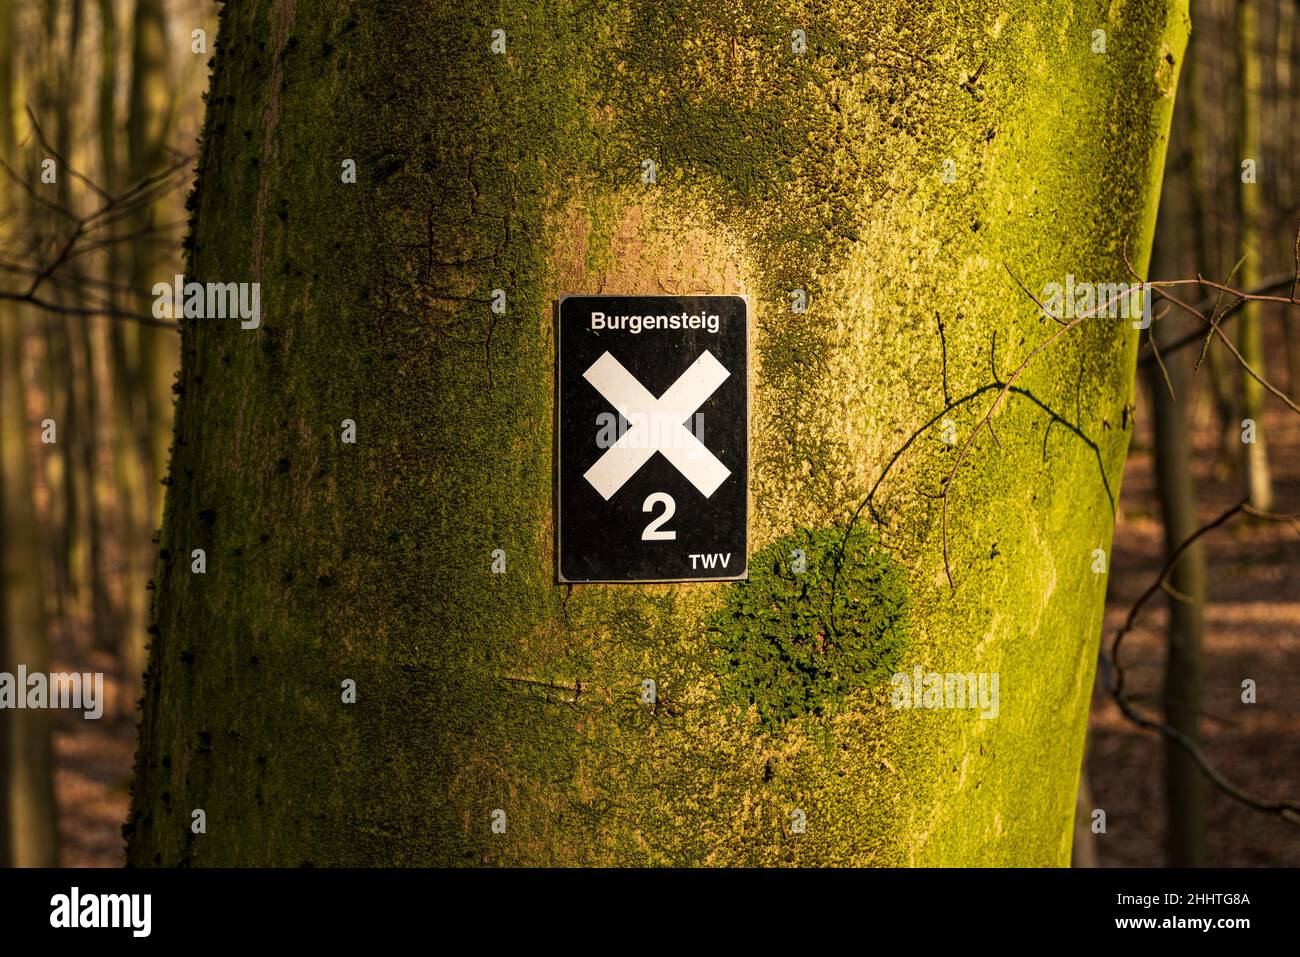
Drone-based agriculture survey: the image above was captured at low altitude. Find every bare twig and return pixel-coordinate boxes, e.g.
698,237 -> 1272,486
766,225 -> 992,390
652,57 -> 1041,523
0,157 -> 79,222
25,105 -> 112,202
1004,262 -> 1067,326
1147,282 -> 1300,415
1195,256 -> 1246,371
0,118 -> 192,329
0,289 -> 176,328
1136,273 -> 1296,363
1146,317 -> 1176,401
1120,247 -> 1300,416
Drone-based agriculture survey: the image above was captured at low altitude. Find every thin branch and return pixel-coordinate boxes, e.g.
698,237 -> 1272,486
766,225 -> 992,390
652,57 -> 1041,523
0,157 -> 78,222
1148,282 -> 1300,415
1120,248 -> 1300,416
0,118 -> 193,329
0,259 -> 142,296
940,317 -> 1086,589
1146,319 -> 1175,401
1195,256 -> 1246,371
25,104 -> 112,202
1003,262 -> 1067,326
0,289 -> 176,328
1137,274 -> 1296,364
938,272 -> 1144,590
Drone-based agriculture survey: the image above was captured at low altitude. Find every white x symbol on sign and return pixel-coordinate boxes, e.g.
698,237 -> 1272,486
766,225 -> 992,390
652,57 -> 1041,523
582,350 -> 732,500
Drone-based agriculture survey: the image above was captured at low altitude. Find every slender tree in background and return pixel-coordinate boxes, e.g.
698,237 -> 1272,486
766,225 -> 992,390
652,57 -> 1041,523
0,0 -> 16,867
123,0 -> 174,701
127,0 -> 1190,865
1237,0 -> 1273,511
58,0 -> 117,652
1276,1 -> 1299,393
33,1 -> 75,623
1,0 -> 60,869
98,0 -> 146,699
0,318 -> 58,869
127,0 -> 174,501
1145,77 -> 1208,866
1185,0 -> 1237,473
96,0 -> 126,654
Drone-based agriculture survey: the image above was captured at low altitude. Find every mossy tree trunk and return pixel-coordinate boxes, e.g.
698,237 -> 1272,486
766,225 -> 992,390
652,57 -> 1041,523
129,0 -> 1189,866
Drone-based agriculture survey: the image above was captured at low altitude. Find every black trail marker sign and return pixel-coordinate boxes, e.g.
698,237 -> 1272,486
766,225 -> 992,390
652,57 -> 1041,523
556,295 -> 748,583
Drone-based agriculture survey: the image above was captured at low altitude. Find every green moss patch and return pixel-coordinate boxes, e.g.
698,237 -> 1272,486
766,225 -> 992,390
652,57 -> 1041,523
709,525 -> 909,730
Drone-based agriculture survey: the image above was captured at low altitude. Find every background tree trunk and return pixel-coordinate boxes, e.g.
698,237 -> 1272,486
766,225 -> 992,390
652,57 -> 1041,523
1237,0 -> 1273,511
1276,0 -> 1299,395
0,0 -> 16,864
1,0 -> 60,869
1184,0 -> 1238,475
127,0 -> 174,493
1145,113 -> 1208,867
0,319 -> 60,869
128,0 -> 1190,865
123,0 -> 173,704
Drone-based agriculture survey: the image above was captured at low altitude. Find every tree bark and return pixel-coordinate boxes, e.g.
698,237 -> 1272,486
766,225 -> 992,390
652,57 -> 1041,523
0,320 -> 61,869
128,0 -> 1191,866
58,0 -> 116,655
1185,0 -> 1237,474
127,0 -> 175,506
1237,0 -> 1273,511
1277,0 -> 1299,395
1145,82 -> 1207,865
0,0 -> 15,865
1071,744 -> 1097,868
2,0 -> 60,870
98,0 -> 150,710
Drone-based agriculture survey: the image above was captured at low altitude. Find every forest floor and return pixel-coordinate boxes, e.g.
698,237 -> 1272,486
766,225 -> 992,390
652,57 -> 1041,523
48,326 -> 1300,867
49,637 -> 134,867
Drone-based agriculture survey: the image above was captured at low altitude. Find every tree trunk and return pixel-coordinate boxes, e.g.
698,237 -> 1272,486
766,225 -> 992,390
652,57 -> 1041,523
1237,0 -> 1272,511
99,0 -> 150,710
2,0 -> 60,869
127,0 -> 175,508
58,0 -> 115,655
1071,743 -> 1097,868
0,0 -> 15,865
1277,0 -> 1299,395
128,0 -> 1190,866
1184,0 -> 1237,473
1152,317 -> 1207,872
1,319 -> 61,869
1144,80 -> 1207,864
124,0 -> 174,705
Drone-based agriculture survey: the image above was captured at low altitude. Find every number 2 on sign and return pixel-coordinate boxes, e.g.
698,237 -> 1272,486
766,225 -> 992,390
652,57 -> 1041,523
642,492 -> 676,541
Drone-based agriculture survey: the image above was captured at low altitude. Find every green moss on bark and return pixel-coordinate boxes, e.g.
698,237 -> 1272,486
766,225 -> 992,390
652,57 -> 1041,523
711,526 -> 909,730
